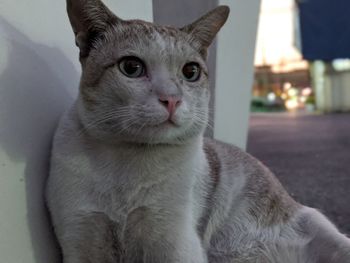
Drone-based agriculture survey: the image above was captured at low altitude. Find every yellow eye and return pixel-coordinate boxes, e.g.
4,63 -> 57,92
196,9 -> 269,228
182,62 -> 201,82
119,56 -> 146,78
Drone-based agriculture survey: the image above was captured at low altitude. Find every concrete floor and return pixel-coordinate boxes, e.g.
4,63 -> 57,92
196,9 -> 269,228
247,112 -> 350,235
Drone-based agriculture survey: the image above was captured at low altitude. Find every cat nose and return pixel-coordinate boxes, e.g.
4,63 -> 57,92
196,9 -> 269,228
158,97 -> 182,116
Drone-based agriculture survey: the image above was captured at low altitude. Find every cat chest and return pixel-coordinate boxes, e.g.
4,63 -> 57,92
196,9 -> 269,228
85,163 -> 195,220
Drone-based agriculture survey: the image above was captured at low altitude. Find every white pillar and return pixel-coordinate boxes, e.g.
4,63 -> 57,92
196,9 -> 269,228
214,0 -> 261,149
105,0 -> 153,21
0,1 -> 153,263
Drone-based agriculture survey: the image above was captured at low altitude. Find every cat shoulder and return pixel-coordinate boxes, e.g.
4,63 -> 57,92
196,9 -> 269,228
203,137 -> 268,174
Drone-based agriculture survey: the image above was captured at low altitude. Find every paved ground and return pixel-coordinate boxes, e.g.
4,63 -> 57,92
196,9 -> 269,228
247,112 -> 350,235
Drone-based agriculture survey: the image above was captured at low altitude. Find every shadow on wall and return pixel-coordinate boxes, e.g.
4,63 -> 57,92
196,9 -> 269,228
0,17 -> 78,263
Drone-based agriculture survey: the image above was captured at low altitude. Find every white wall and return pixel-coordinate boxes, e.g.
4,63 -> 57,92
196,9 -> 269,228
214,0 -> 261,149
0,1 -> 152,263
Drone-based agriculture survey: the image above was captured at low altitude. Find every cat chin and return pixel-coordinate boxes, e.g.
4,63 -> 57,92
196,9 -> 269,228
118,129 -> 202,145
93,134 -> 194,146
89,125 -> 205,146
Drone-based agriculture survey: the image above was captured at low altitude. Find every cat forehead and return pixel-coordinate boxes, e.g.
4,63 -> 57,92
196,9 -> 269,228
103,20 -> 201,57
121,20 -> 182,38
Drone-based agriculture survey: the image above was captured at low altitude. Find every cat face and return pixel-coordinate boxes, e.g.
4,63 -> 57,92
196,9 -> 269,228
67,0 -> 229,144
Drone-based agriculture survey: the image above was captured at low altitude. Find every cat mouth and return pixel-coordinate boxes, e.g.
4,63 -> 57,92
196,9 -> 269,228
152,118 -> 180,128
160,119 -> 179,127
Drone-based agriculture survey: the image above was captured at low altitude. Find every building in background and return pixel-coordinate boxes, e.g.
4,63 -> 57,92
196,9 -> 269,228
253,0 -> 312,112
297,0 -> 350,112
252,63 -> 312,112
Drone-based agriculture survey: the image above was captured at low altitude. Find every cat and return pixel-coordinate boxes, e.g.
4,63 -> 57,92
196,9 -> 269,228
46,0 -> 350,262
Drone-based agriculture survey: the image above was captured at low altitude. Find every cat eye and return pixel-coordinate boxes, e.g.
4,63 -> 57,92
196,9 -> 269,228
182,62 -> 201,82
119,56 -> 146,78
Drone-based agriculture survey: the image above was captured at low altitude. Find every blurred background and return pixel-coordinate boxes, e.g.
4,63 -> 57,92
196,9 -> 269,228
248,0 -> 350,234
251,0 -> 350,114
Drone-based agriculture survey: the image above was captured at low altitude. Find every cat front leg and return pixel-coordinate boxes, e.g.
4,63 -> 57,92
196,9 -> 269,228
55,212 -> 123,263
123,232 -> 207,263
122,206 -> 208,263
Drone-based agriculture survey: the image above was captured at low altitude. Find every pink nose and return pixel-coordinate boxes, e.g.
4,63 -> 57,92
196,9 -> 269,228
159,97 -> 182,116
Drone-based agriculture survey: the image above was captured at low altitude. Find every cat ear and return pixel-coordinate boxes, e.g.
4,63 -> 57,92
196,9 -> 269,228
66,0 -> 121,58
181,6 -> 230,51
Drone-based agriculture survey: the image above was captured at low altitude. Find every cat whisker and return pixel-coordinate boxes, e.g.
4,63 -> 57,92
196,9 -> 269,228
75,109 -> 133,138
